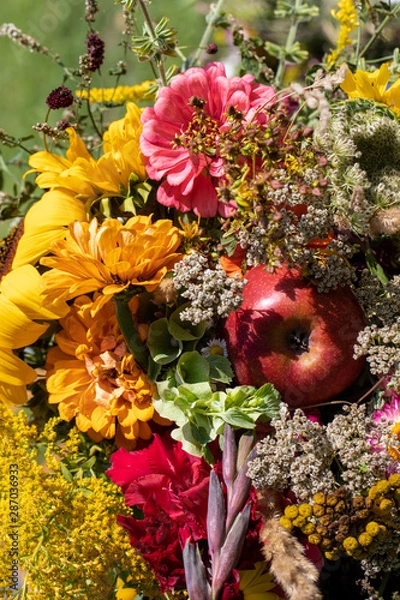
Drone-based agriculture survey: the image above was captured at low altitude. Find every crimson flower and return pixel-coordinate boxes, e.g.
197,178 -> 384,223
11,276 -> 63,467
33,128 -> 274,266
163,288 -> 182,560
140,62 -> 276,218
106,433 -> 211,591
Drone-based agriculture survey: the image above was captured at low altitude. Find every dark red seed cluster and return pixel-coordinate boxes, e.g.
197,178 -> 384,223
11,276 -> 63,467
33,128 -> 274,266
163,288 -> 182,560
86,32 -> 105,71
46,86 -> 74,110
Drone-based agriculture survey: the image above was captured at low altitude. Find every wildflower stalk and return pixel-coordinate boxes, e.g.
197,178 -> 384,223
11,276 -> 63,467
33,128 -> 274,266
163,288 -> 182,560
85,96 -> 103,139
274,0 -> 304,88
137,0 -> 168,86
358,4 -> 400,60
190,0 -> 227,67
0,130 -> 34,155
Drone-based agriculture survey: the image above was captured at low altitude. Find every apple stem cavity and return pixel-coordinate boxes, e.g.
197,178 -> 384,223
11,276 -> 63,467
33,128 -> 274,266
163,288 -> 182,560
288,328 -> 310,355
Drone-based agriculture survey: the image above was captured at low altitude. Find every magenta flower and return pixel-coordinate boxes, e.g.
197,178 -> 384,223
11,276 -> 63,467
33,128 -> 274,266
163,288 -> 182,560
140,62 -> 276,217
370,391 -> 400,466
373,391 -> 400,426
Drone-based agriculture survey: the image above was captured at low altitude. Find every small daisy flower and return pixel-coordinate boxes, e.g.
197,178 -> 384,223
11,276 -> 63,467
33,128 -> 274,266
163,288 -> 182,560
201,338 -> 228,358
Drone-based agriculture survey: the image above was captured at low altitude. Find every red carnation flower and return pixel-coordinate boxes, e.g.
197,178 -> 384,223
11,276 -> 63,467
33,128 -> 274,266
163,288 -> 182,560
106,433 -> 211,591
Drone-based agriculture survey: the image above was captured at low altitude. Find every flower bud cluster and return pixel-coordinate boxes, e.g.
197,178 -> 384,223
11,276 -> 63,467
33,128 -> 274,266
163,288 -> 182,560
173,252 -> 246,325
280,474 -> 400,571
319,100 -> 400,237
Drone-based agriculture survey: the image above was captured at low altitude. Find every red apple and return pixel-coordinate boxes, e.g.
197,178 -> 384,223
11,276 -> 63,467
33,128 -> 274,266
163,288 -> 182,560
224,265 -> 366,407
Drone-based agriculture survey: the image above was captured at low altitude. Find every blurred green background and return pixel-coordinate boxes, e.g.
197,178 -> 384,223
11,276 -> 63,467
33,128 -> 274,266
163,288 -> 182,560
0,0 -> 345,193
0,0 -> 341,142
0,0 -> 207,138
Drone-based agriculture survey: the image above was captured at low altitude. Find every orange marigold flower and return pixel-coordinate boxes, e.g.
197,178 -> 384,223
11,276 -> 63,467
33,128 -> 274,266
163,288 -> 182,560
46,294 -> 163,449
40,215 -> 183,313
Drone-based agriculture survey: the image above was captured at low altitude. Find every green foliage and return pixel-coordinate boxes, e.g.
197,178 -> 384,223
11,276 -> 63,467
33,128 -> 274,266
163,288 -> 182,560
132,16 -> 178,62
147,305 -> 207,366
155,351 -> 281,457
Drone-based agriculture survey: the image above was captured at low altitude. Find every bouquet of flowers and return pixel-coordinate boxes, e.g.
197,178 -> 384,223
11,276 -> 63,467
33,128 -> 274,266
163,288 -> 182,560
1,0 -> 400,598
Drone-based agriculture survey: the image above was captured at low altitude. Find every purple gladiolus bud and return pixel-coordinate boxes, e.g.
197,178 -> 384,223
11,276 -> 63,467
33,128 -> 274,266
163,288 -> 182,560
236,433 -> 255,471
226,446 -> 256,530
212,504 -> 251,599
222,424 -> 236,493
183,540 -> 212,600
207,470 -> 226,564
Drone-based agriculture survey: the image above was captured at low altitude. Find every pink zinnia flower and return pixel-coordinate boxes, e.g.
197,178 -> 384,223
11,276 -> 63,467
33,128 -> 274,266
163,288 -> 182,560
140,62 -> 276,217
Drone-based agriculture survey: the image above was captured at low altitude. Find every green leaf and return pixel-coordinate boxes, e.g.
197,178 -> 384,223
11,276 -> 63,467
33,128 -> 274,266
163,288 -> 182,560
206,355 -> 234,383
191,421 -> 213,445
176,352 -> 210,384
147,318 -> 182,365
365,246 -> 389,286
223,408 -> 256,429
60,463 -> 73,483
168,305 -> 208,341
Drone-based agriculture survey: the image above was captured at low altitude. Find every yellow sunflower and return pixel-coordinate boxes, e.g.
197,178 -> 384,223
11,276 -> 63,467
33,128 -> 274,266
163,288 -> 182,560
0,265 -> 69,404
12,189 -> 88,268
239,562 -> 281,600
25,102 -> 146,199
40,214 -> 183,313
341,62 -> 400,114
46,294 -> 163,449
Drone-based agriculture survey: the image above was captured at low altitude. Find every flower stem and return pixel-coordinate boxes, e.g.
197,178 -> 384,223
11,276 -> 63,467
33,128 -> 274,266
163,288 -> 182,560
190,0 -> 226,67
137,0 -> 168,86
86,96 -> 103,139
274,0 -> 303,89
358,5 -> 400,61
114,296 -> 149,372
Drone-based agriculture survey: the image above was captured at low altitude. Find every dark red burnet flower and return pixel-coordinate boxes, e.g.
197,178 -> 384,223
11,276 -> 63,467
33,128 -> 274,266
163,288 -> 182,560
46,85 -> 74,110
86,32 -> 105,71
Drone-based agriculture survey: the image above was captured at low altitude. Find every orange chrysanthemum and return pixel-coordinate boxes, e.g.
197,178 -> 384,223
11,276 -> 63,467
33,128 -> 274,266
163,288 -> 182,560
40,215 -> 183,313
46,294 -> 162,449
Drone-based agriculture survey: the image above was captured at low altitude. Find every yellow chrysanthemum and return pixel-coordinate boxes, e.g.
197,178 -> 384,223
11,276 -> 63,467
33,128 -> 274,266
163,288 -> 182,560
239,562 -> 281,600
76,80 -> 155,104
0,265 -> 69,403
326,0 -> 358,68
46,294 -> 164,449
25,102 -> 146,199
40,214 -> 183,312
341,62 -> 400,114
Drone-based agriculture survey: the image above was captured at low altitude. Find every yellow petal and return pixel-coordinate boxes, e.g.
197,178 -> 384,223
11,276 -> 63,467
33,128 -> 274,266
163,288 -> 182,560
66,127 -> 94,163
0,295 -> 48,349
0,265 -> 69,320
90,405 -> 112,432
0,381 -> 28,405
116,587 -> 137,600
26,151 -> 71,180
12,190 -> 87,268
0,349 -> 37,386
